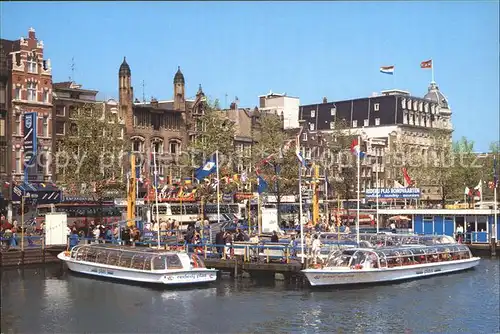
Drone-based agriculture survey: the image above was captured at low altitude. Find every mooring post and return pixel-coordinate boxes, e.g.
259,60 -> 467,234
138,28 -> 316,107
234,258 -> 238,278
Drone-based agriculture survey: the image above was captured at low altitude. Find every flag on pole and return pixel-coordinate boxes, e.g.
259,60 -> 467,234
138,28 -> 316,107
420,59 -> 432,69
257,175 -> 268,194
473,180 -> 482,198
194,152 -> 217,181
402,167 -> 413,187
379,65 -> 395,75
350,139 -> 365,158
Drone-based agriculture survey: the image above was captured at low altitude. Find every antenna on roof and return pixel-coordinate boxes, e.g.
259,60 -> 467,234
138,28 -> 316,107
69,57 -> 75,82
142,80 -> 146,103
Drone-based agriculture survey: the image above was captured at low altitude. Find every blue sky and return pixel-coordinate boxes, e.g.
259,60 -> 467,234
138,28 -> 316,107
1,1 -> 498,151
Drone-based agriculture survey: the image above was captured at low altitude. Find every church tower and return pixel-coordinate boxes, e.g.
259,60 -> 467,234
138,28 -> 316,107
118,57 -> 133,133
173,66 -> 185,111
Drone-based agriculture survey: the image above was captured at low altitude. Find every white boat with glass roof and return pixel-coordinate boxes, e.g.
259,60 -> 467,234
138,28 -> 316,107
57,244 -> 217,285
302,244 -> 480,287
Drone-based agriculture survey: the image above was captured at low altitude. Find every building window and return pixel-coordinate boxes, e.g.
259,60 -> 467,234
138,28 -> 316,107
0,118 -> 5,137
56,106 -> 65,116
424,103 -> 429,113
152,140 -> 164,155
401,98 -> 406,109
169,141 -> 179,155
302,133 -> 307,141
43,90 -> 49,103
329,121 -> 335,129
310,110 -> 315,118
15,149 -> 22,174
330,107 -> 336,116
419,102 -> 423,112
132,139 -> 144,152
375,118 -> 380,126
27,56 -> 37,74
352,120 -> 357,127
42,116 -> 49,137
374,103 -> 380,111
27,82 -> 37,102
309,123 -> 315,131
14,87 -> 21,100
55,121 -> 65,135
413,100 -> 418,111
15,114 -> 22,135
364,119 -> 369,127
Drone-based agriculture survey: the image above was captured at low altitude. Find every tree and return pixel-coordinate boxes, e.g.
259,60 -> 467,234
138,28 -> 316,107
321,119 -> 357,207
250,114 -> 298,196
185,99 -> 236,201
57,103 -> 126,204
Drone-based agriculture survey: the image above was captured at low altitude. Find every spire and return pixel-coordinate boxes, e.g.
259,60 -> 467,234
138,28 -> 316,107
197,84 -> 204,95
174,66 -> 185,84
119,56 -> 131,76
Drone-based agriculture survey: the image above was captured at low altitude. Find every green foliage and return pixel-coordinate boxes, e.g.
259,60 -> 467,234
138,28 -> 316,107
57,103 -> 126,199
188,100 -> 235,168
322,119 -> 357,202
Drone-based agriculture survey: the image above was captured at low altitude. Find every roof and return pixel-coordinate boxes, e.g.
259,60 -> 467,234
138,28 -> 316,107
53,81 -> 98,94
174,66 -> 185,84
119,57 -> 131,76
424,82 -> 449,109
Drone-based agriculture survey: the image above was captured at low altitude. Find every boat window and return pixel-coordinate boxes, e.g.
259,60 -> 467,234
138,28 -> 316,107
166,254 -> 183,269
95,250 -> 108,264
144,254 -> 153,270
326,251 -> 353,267
86,248 -> 98,263
152,256 -> 166,270
191,254 -> 205,269
107,250 -> 121,266
118,252 -> 134,268
131,254 -> 147,270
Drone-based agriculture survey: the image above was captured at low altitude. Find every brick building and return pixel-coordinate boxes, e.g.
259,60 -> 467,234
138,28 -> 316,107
52,81 -> 124,183
0,28 -> 54,184
118,58 -> 205,182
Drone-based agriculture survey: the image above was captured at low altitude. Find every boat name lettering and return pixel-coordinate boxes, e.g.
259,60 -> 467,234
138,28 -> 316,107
90,267 -> 114,275
313,274 -> 354,280
416,268 -> 442,275
164,273 -> 208,280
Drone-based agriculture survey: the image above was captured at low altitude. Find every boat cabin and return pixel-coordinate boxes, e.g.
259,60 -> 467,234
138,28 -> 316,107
326,244 -> 473,270
378,209 -> 500,243
68,244 -> 206,271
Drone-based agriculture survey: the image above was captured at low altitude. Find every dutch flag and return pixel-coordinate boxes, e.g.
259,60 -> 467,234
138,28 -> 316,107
380,65 -> 395,75
351,139 -> 365,158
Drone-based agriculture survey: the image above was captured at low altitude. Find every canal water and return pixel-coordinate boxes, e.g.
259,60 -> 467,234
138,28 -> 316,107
1,259 -> 499,333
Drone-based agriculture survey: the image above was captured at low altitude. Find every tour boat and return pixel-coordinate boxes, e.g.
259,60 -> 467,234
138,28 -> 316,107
302,244 -> 480,287
57,244 -> 217,286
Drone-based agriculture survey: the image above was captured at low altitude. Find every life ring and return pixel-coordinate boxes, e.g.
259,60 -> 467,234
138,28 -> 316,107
191,254 -> 199,268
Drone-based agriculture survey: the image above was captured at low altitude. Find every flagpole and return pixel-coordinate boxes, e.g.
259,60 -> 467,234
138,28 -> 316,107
216,150 -> 220,225
431,59 -> 435,83
356,135 -> 361,245
298,159 -> 304,263
494,156 -> 498,245
376,164 -> 379,234
324,174 -> 328,224
153,150 -> 160,248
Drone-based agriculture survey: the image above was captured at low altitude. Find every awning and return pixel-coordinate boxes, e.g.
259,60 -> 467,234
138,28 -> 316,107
11,182 -> 62,204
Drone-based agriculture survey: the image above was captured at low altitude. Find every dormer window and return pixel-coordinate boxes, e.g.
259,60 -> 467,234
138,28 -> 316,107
27,55 -> 37,74
310,110 -> 315,118
374,103 -> 380,111
330,107 -> 336,116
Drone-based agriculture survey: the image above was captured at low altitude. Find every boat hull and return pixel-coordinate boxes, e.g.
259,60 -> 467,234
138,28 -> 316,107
58,253 -> 217,286
302,258 -> 480,286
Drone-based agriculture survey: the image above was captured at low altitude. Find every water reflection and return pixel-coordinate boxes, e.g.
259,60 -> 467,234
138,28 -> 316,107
1,259 -> 499,333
